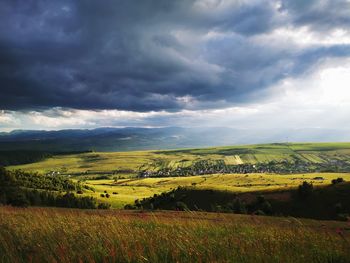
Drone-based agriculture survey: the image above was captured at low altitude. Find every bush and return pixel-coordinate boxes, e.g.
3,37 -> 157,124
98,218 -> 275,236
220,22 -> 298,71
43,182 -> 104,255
261,201 -> 273,215
298,181 -> 313,199
105,193 -> 110,198
336,213 -> 349,221
93,175 -> 111,180
98,202 -> 111,209
335,203 -> 343,214
11,193 -> 29,207
233,199 -> 247,214
113,192 -> 118,195
76,190 -> 83,194
175,201 -> 188,211
100,194 -> 105,198
254,210 -> 265,216
124,204 -> 135,209
332,178 -> 345,185
257,195 -> 265,204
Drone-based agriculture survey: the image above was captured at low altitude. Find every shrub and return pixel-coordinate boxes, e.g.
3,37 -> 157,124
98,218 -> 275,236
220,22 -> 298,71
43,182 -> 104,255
257,195 -> 265,204
124,204 -> 135,209
112,192 -> 118,195
97,202 -> 111,209
105,193 -> 110,198
233,199 -> 247,214
254,210 -> 265,216
336,213 -> 349,221
11,193 -> 29,207
298,181 -> 313,199
332,178 -> 345,185
175,201 -> 188,211
100,194 -> 105,198
334,203 -> 343,214
261,201 -> 273,215
76,190 -> 83,194
93,175 -> 110,180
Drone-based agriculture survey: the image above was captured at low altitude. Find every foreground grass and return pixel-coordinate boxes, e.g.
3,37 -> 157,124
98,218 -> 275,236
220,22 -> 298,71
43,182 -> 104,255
0,207 -> 350,263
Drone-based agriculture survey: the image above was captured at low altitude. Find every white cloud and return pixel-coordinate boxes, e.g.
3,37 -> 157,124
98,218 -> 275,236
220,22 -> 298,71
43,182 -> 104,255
254,26 -> 350,48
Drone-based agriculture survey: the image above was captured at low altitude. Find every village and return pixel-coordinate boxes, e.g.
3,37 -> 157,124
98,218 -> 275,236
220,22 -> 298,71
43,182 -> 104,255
139,159 -> 350,178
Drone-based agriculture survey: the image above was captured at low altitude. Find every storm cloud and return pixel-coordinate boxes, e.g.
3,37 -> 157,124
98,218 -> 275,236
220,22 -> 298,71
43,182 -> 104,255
1,0 -> 350,113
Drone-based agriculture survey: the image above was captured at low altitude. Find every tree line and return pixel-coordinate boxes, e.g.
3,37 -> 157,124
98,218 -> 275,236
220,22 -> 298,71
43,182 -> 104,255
0,167 -> 109,209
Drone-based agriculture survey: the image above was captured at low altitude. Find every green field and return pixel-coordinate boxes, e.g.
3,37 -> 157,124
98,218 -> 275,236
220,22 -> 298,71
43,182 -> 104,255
82,173 -> 349,208
6,142 -> 350,208
1,206 -> 349,263
9,142 -> 350,175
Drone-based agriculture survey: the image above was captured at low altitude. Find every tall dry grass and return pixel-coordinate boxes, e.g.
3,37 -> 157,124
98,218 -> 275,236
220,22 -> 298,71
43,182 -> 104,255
0,206 -> 349,263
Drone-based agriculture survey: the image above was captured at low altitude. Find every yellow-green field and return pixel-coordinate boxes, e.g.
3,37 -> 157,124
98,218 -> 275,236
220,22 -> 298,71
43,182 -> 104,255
81,173 -> 349,208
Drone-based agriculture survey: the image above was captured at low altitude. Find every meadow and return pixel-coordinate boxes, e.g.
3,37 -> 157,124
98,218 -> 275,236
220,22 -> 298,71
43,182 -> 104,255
0,206 -> 349,263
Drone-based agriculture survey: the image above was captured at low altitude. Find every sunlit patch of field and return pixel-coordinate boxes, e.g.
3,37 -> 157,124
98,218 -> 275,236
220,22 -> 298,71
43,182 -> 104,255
8,151 -> 157,176
224,155 -> 243,165
81,173 -> 350,208
0,206 -> 349,263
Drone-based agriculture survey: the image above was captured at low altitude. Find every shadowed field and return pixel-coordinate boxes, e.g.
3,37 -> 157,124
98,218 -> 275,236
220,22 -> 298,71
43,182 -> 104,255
0,206 -> 349,263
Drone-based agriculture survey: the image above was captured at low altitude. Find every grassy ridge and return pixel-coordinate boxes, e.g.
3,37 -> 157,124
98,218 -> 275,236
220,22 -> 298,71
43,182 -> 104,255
0,206 -> 349,263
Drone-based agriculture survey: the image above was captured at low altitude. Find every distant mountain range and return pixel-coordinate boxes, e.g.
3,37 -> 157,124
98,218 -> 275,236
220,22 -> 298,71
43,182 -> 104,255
1,127 -> 350,152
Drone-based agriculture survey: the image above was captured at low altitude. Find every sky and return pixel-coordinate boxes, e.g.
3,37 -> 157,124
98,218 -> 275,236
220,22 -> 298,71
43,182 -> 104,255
1,0 -> 350,132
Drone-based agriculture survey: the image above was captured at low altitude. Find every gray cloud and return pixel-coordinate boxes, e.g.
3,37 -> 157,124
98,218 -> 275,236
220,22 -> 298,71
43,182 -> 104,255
0,0 -> 350,112
281,0 -> 350,31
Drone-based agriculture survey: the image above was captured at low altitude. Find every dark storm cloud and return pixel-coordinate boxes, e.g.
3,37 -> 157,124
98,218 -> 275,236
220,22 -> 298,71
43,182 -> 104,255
0,0 -> 350,112
281,0 -> 350,31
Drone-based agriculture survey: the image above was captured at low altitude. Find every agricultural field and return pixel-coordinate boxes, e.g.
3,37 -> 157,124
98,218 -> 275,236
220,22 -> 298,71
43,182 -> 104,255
8,142 -> 350,177
6,142 -> 350,208
0,206 -> 349,263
